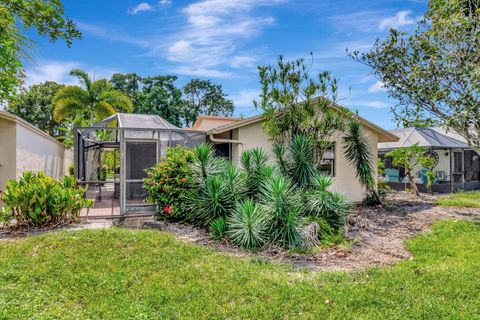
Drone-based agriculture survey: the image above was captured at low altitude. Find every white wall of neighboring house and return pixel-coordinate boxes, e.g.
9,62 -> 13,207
0,112 -> 72,196
15,123 -> 66,179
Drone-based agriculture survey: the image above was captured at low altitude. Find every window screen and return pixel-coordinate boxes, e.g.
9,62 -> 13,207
126,141 -> 157,179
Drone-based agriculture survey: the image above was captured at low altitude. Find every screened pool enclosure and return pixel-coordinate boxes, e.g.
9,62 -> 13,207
74,113 -> 205,217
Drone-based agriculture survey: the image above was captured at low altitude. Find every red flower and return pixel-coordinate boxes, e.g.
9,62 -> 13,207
162,187 -> 168,192
163,205 -> 173,214
180,177 -> 187,183
149,181 -> 156,186
160,180 -> 167,185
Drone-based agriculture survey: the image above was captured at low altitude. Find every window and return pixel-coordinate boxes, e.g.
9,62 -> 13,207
318,144 -> 335,176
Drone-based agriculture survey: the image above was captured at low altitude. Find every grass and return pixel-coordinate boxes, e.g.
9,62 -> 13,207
436,191 -> 480,208
1,220 -> 480,319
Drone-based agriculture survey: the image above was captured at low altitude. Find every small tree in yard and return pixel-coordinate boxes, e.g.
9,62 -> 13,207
386,145 -> 436,196
351,0 -> 480,153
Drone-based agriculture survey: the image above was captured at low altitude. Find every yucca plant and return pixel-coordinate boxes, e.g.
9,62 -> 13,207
191,176 -> 234,227
190,143 -> 224,186
221,163 -> 247,202
273,134 -> 319,189
210,217 -> 228,240
241,148 -> 270,199
260,175 -> 305,248
305,174 -> 353,230
342,121 -> 380,204
227,199 -> 268,250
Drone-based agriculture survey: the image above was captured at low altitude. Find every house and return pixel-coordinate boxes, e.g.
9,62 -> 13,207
0,111 -> 72,193
378,127 -> 480,193
193,113 -> 399,202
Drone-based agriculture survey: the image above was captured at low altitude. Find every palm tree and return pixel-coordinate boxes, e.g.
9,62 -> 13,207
52,69 -> 133,125
342,121 -> 380,204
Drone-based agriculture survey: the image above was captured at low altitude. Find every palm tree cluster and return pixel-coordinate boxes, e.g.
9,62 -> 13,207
53,69 -> 133,126
184,142 -> 353,251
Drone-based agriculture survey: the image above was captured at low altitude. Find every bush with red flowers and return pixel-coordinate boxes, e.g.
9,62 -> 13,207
144,146 -> 194,220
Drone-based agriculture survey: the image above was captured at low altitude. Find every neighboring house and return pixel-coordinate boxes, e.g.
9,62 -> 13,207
0,111 -> 72,193
378,127 -> 480,193
193,114 -> 399,202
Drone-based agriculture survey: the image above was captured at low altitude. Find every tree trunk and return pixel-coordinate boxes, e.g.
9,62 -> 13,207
407,171 -> 420,196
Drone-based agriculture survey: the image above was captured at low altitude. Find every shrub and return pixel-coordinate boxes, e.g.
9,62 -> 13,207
260,175 -> 305,248
305,174 -> 353,230
241,148 -> 270,199
191,176 -> 235,227
144,146 -> 194,220
0,172 -> 92,227
190,143 -> 224,186
210,217 -> 228,240
273,134 -> 318,189
227,199 -> 268,250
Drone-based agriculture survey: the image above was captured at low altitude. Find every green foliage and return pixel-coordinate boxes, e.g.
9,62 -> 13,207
5,81 -> 63,136
53,69 -> 133,126
305,175 -> 353,230
227,199 -> 268,250
241,148 -> 270,198
254,54 -> 351,146
192,176 -> 235,227
436,191 -> 480,208
259,175 -> 305,248
190,143 -> 224,186
351,0 -> 480,152
306,216 -> 346,245
0,0 -> 81,101
386,145 -> 436,195
144,146 -> 194,220
342,121 -> 380,204
0,171 -> 92,227
273,134 -> 319,188
210,216 -> 228,240
182,78 -> 235,127
111,74 -> 235,127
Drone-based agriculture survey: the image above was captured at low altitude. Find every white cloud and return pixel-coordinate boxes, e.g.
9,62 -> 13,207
24,60 -> 119,87
159,0 -> 172,6
368,81 -> 385,93
379,10 -> 416,30
161,0 -> 285,76
128,2 -> 153,14
170,66 -> 232,78
231,89 -> 260,107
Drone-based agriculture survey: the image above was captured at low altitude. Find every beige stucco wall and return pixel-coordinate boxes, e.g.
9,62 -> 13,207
227,120 -> 379,202
0,118 -> 17,192
15,123 -> 66,180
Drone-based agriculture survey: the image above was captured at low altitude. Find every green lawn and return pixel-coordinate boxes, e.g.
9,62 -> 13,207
1,220 -> 480,319
436,191 -> 480,208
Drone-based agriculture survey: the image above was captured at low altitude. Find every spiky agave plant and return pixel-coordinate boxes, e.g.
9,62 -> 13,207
342,121 -> 380,204
260,175 -> 305,248
210,216 -> 228,240
306,174 -> 353,230
191,176 -> 234,227
227,199 -> 269,250
190,143 -> 224,186
221,162 -> 247,202
273,134 -> 319,189
241,148 -> 269,199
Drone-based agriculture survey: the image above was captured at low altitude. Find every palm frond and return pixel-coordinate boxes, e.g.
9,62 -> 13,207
52,96 -> 87,122
70,69 -> 92,92
95,101 -> 117,120
99,90 -> 133,113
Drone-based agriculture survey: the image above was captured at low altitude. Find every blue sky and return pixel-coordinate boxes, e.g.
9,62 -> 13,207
24,0 -> 428,129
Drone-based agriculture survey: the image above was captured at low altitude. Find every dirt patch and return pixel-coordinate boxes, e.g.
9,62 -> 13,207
143,191 -> 480,271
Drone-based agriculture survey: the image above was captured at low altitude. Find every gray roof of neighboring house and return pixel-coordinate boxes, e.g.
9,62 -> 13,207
93,113 -> 179,129
378,127 -> 469,150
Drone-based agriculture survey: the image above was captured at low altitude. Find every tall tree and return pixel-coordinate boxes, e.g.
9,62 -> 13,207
53,69 -> 133,125
5,81 -> 62,136
182,79 -> 234,127
351,0 -> 480,152
111,73 -> 185,127
0,0 -> 81,101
